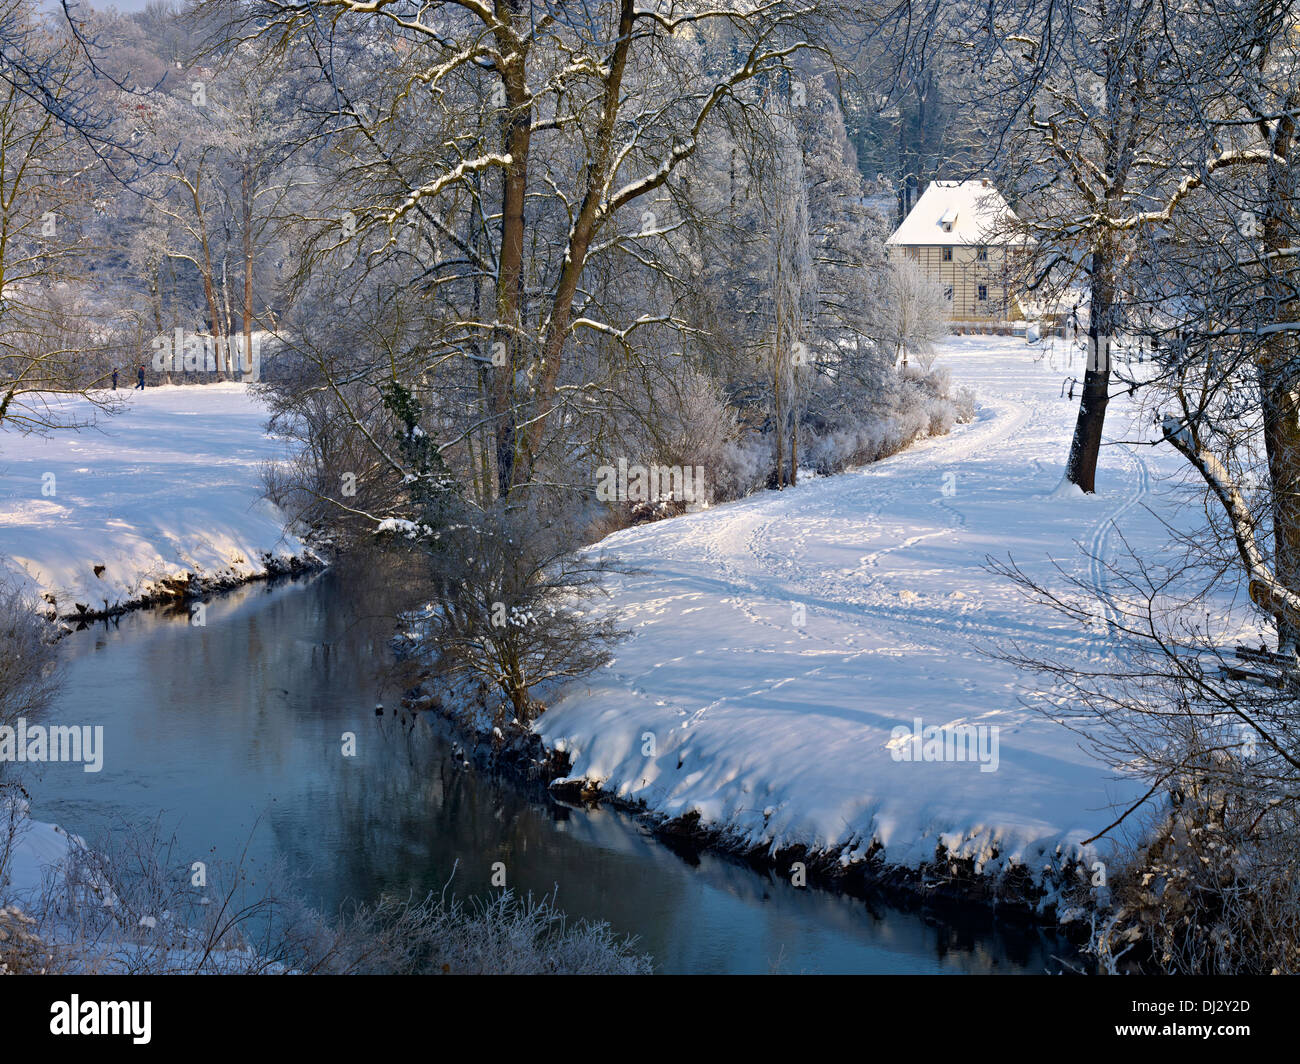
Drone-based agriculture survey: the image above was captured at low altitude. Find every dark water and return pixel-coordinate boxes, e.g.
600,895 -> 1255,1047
25,573 -> 1075,974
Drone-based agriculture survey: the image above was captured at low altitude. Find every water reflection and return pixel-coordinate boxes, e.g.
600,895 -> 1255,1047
27,573 -> 1076,974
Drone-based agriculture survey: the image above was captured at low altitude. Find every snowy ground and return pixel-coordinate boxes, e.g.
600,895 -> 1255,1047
539,335 -> 1193,886
0,384 -> 308,616
2,800 -> 77,905
0,344 -> 1198,906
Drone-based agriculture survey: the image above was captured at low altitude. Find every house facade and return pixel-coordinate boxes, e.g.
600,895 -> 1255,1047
885,179 -> 1031,323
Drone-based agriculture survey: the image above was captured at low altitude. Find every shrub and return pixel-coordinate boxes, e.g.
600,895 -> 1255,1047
384,491 -> 625,725
0,580 -> 60,738
1081,785 -> 1300,975
0,904 -> 56,974
3,817 -> 652,975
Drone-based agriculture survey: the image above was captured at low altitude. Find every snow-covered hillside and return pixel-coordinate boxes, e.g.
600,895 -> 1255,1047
0,384 -> 310,617
538,335 -> 1188,887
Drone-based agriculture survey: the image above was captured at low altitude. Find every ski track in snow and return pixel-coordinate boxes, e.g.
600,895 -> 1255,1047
1088,442 -> 1152,633
539,335 -> 1192,879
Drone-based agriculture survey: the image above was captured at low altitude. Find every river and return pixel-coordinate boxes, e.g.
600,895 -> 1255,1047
25,572 -> 1076,974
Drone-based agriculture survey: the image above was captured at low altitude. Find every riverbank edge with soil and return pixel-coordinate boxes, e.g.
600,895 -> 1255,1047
404,679 -> 1098,969
42,545 -> 328,629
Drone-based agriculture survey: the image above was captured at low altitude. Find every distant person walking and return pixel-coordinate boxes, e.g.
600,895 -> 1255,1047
111,369 -> 118,390
135,365 -> 145,390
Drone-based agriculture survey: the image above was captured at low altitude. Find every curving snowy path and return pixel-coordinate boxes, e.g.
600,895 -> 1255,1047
539,335 -> 1186,883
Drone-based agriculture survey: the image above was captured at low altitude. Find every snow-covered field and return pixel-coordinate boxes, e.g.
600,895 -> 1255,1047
539,335 -> 1190,886
0,384 -> 308,616
0,344 -> 1196,905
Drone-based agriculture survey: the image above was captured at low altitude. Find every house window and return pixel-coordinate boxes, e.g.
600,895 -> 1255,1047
944,285 -> 953,302
978,284 -> 988,301
977,247 -> 988,261
942,247 -> 953,262
907,248 -> 919,262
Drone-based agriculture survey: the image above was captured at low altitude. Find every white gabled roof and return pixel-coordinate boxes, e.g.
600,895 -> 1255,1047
886,180 -> 1028,247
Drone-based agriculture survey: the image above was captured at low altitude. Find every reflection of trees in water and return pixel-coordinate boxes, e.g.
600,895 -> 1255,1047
297,576 -> 1072,972
330,552 -> 433,696
309,718 -> 1069,972
85,573 -> 1075,972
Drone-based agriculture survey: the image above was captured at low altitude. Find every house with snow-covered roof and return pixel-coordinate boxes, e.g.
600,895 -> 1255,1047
885,179 -> 1032,324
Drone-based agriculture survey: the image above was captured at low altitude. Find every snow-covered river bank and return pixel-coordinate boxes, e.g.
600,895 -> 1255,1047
0,384 -> 315,619
534,335 -> 1194,901
6,573 -> 1073,973
1,335 -> 1196,967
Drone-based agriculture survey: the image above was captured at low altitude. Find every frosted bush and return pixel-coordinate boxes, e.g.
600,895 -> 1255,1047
0,905 -> 55,975
926,397 -> 957,437
413,890 -> 652,975
655,366 -> 737,489
952,386 -> 977,423
4,819 -> 653,975
605,344 -> 978,505
715,435 -> 771,500
594,365 -> 739,508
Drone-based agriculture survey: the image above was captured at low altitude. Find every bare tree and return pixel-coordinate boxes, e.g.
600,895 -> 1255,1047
227,0 -> 855,497
881,256 -> 947,368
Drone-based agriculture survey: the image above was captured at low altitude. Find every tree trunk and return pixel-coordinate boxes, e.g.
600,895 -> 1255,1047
241,162 -> 254,381
490,0 -> 531,499
191,181 -> 226,381
1259,106 -> 1300,653
523,0 -> 638,479
790,418 -> 798,486
1064,245 -> 1116,493
150,258 -> 164,336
